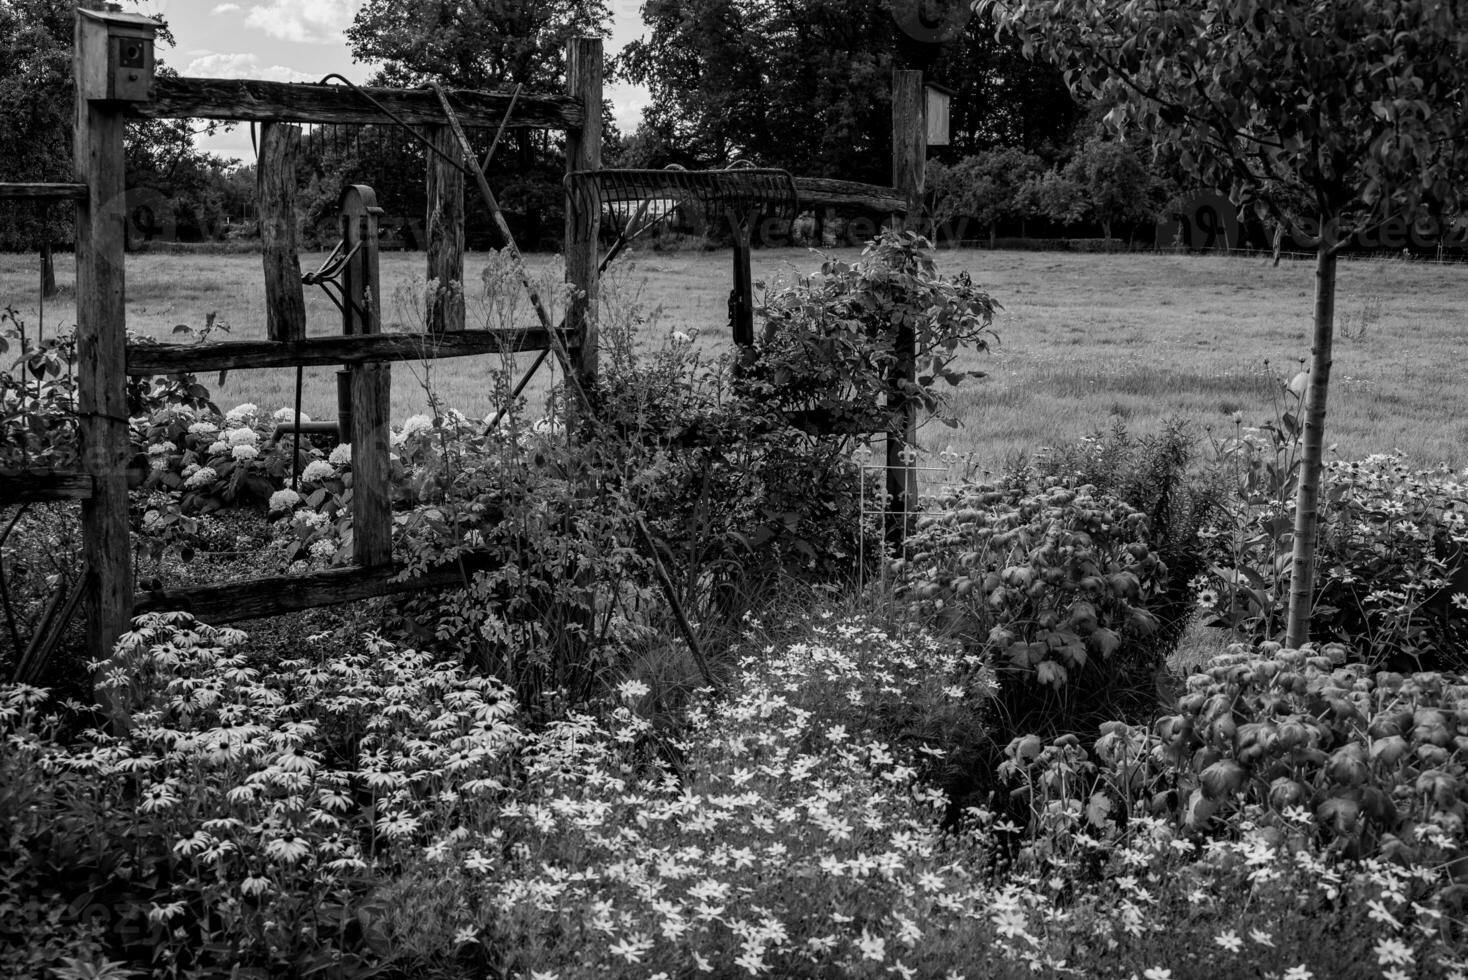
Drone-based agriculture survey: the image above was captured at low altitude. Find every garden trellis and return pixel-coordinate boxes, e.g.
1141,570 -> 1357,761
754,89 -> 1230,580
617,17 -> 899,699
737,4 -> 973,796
0,3 -> 938,714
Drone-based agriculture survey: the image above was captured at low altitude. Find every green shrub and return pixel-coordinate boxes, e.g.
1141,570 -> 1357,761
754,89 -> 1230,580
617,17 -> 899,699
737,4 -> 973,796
897,480 -> 1169,737
1028,417 -> 1224,658
1001,642 -> 1468,871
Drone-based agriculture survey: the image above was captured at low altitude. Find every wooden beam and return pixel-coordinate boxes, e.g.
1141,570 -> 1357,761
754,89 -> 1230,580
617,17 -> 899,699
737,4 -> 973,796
75,10 -> 135,720
565,37 -> 603,392
0,470 -> 93,503
132,561 -> 479,624
336,186 -> 393,569
124,329 -> 568,375
0,182 -> 88,201
426,126 -> 466,333
793,177 -> 908,214
138,76 -> 584,130
259,123 -> 307,342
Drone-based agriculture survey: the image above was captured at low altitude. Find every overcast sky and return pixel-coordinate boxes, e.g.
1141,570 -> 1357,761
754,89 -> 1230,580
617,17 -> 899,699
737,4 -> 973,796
128,0 -> 652,164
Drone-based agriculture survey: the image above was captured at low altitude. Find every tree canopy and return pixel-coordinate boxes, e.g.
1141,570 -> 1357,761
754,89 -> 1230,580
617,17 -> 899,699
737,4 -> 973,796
623,0 -> 1079,182
346,0 -> 611,90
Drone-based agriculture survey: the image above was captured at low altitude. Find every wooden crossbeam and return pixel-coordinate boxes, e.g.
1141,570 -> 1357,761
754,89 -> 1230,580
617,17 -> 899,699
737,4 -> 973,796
793,177 -> 908,213
0,470 -> 93,503
0,183 -> 88,201
124,328 -> 572,375
133,560 -> 487,624
136,76 -> 583,130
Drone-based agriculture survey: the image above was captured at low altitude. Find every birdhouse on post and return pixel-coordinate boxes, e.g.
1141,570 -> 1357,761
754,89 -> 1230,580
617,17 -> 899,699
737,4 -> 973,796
76,6 -> 157,103
925,83 -> 954,147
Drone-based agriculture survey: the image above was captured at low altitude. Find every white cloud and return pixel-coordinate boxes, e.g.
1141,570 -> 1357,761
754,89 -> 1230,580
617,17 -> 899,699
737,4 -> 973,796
183,51 -> 318,83
211,3 -> 240,13
244,0 -> 360,45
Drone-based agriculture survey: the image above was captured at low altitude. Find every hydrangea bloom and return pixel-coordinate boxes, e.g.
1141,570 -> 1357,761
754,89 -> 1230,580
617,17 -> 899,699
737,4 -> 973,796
273,407 -> 311,423
183,466 -> 218,489
231,445 -> 259,461
393,415 -> 433,445
300,460 -> 336,483
206,440 -> 229,455
328,443 -> 352,466
146,441 -> 176,456
224,403 -> 258,425
269,489 -> 301,512
187,421 -> 219,436
226,428 -> 259,447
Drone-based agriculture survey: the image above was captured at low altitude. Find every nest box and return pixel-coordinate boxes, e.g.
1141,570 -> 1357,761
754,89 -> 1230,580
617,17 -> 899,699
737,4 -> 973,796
77,7 -> 157,103
925,83 -> 955,147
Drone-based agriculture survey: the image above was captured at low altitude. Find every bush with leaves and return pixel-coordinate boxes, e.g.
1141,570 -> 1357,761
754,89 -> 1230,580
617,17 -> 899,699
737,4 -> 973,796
1001,642 -> 1468,874
897,480 -> 1168,741
1028,417 -> 1225,661
1,308 -> 78,471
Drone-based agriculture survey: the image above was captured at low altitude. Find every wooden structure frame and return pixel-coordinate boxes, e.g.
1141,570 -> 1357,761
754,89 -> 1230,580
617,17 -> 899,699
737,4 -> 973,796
1,7 -> 932,710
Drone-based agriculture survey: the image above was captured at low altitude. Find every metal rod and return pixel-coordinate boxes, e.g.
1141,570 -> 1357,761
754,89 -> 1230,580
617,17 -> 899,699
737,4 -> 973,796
319,73 -> 474,177
291,364 -> 304,491
484,209 -> 646,432
429,83 -> 715,687
480,83 -> 522,174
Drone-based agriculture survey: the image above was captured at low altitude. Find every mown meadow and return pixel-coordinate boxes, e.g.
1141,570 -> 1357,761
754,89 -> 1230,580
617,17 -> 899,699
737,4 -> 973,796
3,245 -> 1465,467
3,235 -> 1468,979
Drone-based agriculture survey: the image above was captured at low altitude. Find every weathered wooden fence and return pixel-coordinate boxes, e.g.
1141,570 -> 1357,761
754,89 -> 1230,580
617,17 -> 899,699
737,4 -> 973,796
0,6 -> 934,709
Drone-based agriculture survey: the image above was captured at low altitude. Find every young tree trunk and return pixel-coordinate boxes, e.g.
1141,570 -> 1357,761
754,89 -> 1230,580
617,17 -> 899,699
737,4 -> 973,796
1285,228 -> 1339,648
989,223 -> 997,248
39,242 -> 56,298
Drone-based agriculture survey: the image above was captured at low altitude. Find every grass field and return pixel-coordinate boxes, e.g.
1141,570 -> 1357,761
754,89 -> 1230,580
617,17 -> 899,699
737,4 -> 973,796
3,245 -> 1466,470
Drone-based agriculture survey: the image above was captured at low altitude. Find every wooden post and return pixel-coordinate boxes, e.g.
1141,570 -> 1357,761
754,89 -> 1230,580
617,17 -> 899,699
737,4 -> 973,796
75,8 -> 145,719
339,185 -> 391,569
426,126 -> 465,333
565,37 -> 602,392
887,70 -> 925,548
259,122 -> 306,341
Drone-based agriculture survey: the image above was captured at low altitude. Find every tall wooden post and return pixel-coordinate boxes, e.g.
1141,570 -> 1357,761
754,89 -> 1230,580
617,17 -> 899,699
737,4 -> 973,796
339,185 -> 391,569
565,37 -> 602,392
426,126 -> 465,333
75,7 -> 151,719
259,122 -> 306,341
887,70 -> 925,548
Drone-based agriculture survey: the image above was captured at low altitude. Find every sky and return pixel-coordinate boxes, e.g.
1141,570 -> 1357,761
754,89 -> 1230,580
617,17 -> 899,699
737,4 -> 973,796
128,0 -> 652,164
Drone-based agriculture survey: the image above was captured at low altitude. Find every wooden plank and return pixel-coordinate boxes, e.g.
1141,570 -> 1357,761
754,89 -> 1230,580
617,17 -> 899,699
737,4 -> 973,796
132,561 -> 478,624
0,182 -> 88,201
75,13 -> 135,720
259,123 -> 307,342
338,186 -> 392,569
124,329 -> 568,375
565,37 -> 602,392
426,126 -> 466,333
0,470 -> 93,503
887,70 -> 925,548
792,177 -> 907,214
138,76 -> 583,130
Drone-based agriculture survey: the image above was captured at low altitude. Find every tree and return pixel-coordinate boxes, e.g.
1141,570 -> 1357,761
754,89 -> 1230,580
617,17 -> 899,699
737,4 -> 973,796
1058,135 -> 1161,243
347,0 -> 612,249
624,0 -> 1080,183
928,145 -> 1045,245
0,0 -> 75,296
982,0 -> 1468,646
0,2 -> 233,270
